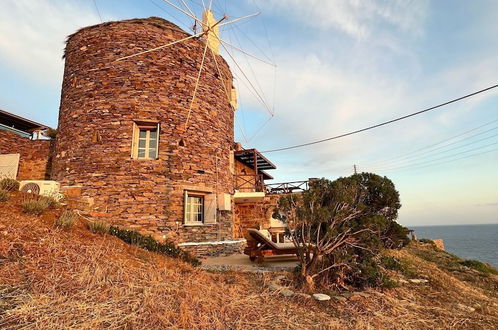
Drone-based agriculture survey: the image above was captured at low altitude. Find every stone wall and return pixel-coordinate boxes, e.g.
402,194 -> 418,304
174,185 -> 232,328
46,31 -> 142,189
233,194 -> 281,239
0,130 -> 52,180
179,239 -> 246,258
52,17 -> 235,244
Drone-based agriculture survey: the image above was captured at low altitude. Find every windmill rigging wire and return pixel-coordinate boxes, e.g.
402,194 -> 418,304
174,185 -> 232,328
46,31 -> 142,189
148,0 -> 192,32
230,26 -> 273,113
92,0 -> 103,22
261,84 -> 498,153
218,36 -> 274,115
227,23 -> 275,142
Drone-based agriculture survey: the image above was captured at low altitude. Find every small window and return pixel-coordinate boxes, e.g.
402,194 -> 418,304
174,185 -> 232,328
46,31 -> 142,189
185,193 -> 204,224
132,122 -> 159,159
183,191 -> 217,225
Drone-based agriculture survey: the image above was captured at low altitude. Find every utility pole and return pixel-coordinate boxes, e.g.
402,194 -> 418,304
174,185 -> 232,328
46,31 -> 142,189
353,164 -> 357,174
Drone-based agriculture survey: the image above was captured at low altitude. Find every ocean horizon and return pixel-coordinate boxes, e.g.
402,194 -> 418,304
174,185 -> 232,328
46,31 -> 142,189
409,223 -> 498,267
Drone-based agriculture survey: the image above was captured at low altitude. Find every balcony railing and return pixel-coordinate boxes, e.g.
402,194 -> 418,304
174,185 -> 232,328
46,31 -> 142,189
265,180 -> 309,194
234,175 -> 311,194
234,174 -> 265,192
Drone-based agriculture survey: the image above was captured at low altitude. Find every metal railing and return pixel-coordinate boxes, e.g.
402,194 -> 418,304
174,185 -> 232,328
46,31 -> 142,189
234,175 -> 311,195
265,180 -> 309,194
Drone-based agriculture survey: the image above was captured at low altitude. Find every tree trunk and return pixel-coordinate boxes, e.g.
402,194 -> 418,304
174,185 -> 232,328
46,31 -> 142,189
305,275 -> 315,291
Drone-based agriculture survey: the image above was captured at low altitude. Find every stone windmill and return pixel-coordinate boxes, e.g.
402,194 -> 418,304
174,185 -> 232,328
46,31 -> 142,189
117,0 -> 276,136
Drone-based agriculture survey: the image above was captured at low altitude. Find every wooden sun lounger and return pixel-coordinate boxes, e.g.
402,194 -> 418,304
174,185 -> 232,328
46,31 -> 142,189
244,228 -> 297,263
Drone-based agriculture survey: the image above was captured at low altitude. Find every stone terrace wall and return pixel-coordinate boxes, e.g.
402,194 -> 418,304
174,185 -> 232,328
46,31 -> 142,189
179,239 -> 246,258
233,194 -> 281,239
0,130 -> 52,180
52,17 -> 235,244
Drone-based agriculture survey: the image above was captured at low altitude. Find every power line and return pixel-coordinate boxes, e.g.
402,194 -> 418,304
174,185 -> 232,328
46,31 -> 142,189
365,125 -> 498,170
369,141 -> 498,173
378,147 -> 498,174
368,131 -> 498,172
362,118 -> 498,167
261,84 -> 498,153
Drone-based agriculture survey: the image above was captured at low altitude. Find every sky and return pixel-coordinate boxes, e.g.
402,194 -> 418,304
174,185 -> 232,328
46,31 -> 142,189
0,0 -> 497,226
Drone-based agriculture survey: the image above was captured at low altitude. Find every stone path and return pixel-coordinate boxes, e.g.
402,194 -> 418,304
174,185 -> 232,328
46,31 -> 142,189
201,253 -> 298,272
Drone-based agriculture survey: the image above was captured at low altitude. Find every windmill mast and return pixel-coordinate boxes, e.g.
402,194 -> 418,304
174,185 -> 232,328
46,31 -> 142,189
202,9 -> 221,55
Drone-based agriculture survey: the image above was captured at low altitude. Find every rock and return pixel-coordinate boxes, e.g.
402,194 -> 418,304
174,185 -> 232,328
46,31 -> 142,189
341,292 -> 353,298
409,279 -> 429,284
268,283 -> 281,291
398,279 -> 409,284
332,296 -> 347,302
280,289 -> 295,297
457,303 -> 475,312
313,293 -> 331,301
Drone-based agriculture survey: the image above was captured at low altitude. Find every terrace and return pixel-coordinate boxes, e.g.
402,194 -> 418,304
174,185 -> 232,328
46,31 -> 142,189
233,148 -> 310,196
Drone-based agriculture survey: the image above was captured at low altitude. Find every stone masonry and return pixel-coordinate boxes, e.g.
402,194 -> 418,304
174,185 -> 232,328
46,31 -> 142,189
52,17 -> 235,252
233,194 -> 281,239
0,130 -> 53,180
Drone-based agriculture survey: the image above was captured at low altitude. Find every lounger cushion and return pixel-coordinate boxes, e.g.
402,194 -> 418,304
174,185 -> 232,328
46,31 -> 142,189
247,228 -> 296,250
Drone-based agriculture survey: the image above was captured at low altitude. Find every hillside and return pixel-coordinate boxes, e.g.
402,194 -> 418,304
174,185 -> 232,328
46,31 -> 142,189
1,192 -> 497,329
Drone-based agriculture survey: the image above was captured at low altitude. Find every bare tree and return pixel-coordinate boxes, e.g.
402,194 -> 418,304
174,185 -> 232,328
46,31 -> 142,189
275,179 -> 376,290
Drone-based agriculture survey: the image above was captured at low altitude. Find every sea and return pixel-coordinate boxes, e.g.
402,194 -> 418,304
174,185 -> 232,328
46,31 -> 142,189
409,224 -> 498,268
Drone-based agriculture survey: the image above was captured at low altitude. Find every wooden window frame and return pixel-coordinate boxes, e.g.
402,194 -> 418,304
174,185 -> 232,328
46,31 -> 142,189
183,190 -> 217,226
131,121 -> 160,160
184,193 -> 205,225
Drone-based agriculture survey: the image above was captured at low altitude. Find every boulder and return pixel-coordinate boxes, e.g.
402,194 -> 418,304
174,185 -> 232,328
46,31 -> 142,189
313,293 -> 331,301
280,289 -> 295,297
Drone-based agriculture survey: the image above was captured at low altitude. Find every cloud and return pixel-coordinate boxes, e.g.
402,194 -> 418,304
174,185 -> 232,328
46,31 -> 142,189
0,0 -> 102,85
263,0 -> 429,39
475,203 -> 498,207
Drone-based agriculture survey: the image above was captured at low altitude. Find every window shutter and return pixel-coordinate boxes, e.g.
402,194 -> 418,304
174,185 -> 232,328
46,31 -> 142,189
183,190 -> 189,224
0,154 -> 20,179
204,193 -> 217,224
156,123 -> 160,159
131,123 -> 137,159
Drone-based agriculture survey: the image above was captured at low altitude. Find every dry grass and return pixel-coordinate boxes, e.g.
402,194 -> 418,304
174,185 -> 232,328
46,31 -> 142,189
54,210 -> 78,231
0,192 -> 497,329
87,220 -> 109,235
0,190 -> 9,202
0,178 -> 19,191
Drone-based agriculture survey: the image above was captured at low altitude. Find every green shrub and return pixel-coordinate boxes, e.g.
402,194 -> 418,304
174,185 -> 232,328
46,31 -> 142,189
21,198 -> 49,215
380,255 -> 417,277
87,220 -> 109,235
273,174 -> 409,289
0,178 -> 20,191
381,275 -> 399,288
459,260 -> 498,275
351,258 -> 398,288
55,210 -> 78,230
0,189 -> 10,202
40,195 -> 61,209
108,226 -> 201,266
380,256 -> 404,272
44,128 -> 57,139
